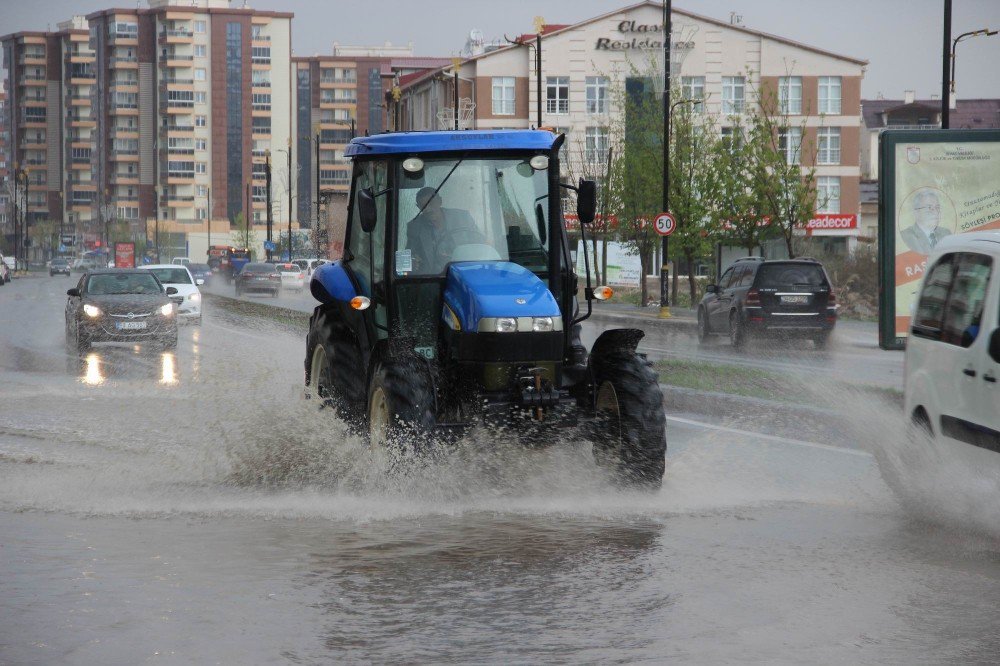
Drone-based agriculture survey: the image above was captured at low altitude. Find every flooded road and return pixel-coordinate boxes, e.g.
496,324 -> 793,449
2,275 -> 999,664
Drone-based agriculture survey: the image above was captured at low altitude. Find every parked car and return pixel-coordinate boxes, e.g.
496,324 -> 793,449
140,264 -> 202,324
186,263 -> 212,286
0,254 -> 10,284
905,231 -> 999,458
50,257 -> 72,276
697,257 -> 838,348
235,262 -> 281,298
274,262 -> 306,292
65,270 -> 178,352
2,254 -> 15,281
72,258 -> 100,273
171,257 -> 191,266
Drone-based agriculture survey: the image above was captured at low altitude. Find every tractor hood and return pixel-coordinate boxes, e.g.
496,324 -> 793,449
443,261 -> 561,333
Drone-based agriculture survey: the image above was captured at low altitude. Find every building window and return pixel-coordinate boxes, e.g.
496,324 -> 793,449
586,76 -> 609,114
195,115 -> 207,127
194,20 -> 206,33
491,76 -> 515,115
195,139 -> 207,151
117,206 -> 139,220
195,68 -> 206,81
195,162 -> 207,174
252,93 -> 271,111
778,76 -> 802,114
197,185 -> 208,197
816,176 -> 840,213
194,45 -> 206,58
546,76 -> 569,114
722,76 -> 745,114
680,76 -> 705,113
584,126 -> 609,164
195,91 -> 207,104
817,127 -> 841,165
251,47 -> 270,64
196,208 -> 207,220
252,69 -> 270,87
252,116 -> 271,133
778,127 -> 802,164
819,76 -> 842,115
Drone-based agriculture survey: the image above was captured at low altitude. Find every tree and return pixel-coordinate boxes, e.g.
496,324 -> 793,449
749,79 -> 818,259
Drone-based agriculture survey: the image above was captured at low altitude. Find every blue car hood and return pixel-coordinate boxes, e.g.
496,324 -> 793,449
443,262 -> 560,332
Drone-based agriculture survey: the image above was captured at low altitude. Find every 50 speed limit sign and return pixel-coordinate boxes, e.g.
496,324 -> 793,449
654,212 -> 676,236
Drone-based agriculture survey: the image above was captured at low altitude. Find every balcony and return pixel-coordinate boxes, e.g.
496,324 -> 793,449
110,56 -> 139,68
162,124 -> 195,134
108,30 -> 139,44
110,172 -> 140,184
159,29 -> 194,44
161,194 -> 195,203
109,80 -> 138,91
160,54 -> 194,63
251,33 -> 270,42
161,77 -> 194,86
19,54 -> 47,65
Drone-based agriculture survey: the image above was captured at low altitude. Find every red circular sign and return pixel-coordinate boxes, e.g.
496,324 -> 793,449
654,213 -> 676,236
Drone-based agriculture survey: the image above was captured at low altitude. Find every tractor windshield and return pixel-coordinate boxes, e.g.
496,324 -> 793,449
395,156 -> 550,277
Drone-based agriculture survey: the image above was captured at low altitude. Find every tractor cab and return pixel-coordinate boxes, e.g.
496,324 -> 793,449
306,130 -> 666,488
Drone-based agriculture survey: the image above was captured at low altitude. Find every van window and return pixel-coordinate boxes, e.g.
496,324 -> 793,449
912,253 -> 956,340
941,252 -> 993,348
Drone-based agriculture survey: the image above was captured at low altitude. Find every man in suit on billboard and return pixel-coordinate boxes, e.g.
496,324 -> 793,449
900,188 -> 951,255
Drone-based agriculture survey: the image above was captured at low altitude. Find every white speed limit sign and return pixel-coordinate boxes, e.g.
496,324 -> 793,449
654,212 -> 676,236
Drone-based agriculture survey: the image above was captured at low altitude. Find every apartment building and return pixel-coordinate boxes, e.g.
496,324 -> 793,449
400,0 -> 867,252
85,0 -> 293,259
290,47 -> 448,249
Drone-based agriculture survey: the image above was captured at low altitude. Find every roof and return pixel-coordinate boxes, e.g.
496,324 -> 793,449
862,98 -> 1000,130
345,130 -> 556,157
399,1 -> 867,94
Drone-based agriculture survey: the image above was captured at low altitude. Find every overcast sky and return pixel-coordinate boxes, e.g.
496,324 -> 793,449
2,0 -> 998,100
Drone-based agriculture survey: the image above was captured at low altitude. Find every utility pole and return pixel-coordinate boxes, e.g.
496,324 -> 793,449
286,138 -> 292,262
534,16 -> 544,128
942,0 -> 952,128
315,124 -> 320,261
244,182 -> 251,250
206,186 -> 212,253
265,149 -> 273,262
659,0 -> 672,319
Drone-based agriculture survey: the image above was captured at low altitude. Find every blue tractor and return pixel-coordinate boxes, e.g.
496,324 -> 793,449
305,130 -> 666,487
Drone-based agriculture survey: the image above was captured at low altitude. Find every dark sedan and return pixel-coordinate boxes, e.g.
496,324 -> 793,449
235,262 -> 281,297
50,257 -> 72,276
187,262 -> 213,286
65,270 -> 179,352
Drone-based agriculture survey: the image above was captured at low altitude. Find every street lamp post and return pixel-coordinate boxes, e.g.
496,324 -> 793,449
946,26 -> 998,128
206,186 -> 212,255
265,149 -> 273,262
153,185 -> 162,263
659,0 -> 673,319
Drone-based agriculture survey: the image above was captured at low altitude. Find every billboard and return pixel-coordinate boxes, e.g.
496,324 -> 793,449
114,242 -> 136,269
878,130 -> 1000,350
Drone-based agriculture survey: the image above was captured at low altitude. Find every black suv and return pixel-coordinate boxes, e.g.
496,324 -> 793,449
697,257 -> 837,348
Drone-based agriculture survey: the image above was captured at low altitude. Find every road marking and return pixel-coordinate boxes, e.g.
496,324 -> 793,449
665,415 -> 873,458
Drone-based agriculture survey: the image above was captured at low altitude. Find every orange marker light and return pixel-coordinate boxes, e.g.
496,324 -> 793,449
593,286 -> 614,301
350,296 -> 371,310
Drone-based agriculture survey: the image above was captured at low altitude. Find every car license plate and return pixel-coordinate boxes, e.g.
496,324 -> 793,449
115,321 -> 147,330
781,295 -> 809,304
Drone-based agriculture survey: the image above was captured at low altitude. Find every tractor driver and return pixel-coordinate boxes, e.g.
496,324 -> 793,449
406,186 -> 484,273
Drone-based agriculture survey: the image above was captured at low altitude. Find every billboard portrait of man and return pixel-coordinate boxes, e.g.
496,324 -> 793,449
898,187 -> 952,255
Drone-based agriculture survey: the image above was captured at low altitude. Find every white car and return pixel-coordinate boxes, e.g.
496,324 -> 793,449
140,264 -> 202,324
291,258 -> 327,277
905,230 -> 999,462
274,262 -> 306,292
171,257 -> 191,266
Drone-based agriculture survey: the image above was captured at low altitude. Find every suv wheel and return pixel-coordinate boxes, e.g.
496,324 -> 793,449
697,308 -> 710,344
729,311 -> 747,348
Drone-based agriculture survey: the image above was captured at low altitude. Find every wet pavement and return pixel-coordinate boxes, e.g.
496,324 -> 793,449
1,275 -> 998,664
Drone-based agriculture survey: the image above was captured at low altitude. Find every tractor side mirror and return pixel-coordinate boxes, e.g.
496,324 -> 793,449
705,284 -> 718,294
989,328 -> 1000,364
576,179 -> 597,225
358,187 -> 378,233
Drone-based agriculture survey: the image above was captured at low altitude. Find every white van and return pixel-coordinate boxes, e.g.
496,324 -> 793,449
905,230 -> 1000,460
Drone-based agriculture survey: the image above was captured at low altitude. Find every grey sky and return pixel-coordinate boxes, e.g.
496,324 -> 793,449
2,0 -> 998,100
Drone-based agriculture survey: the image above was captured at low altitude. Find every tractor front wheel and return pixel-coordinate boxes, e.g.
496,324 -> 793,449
367,358 -> 436,452
591,352 -> 666,489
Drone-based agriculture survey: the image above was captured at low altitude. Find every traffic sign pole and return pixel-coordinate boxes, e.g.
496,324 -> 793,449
655,211 -> 676,319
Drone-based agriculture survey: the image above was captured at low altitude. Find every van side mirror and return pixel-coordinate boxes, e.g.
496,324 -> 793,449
166,287 -> 178,295
705,284 -> 718,294
990,328 -> 1000,364
358,187 -> 378,233
576,178 -> 597,225
67,288 -> 80,297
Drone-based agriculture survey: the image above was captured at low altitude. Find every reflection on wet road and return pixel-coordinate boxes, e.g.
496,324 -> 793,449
1,275 -> 998,664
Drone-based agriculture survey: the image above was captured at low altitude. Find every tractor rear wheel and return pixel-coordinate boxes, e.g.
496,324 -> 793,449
367,358 -> 435,452
591,352 -> 666,489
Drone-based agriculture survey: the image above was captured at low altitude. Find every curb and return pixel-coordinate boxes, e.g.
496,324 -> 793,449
588,309 -> 698,331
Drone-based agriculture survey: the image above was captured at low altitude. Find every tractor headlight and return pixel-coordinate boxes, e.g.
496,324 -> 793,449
532,316 -> 554,332
160,303 -> 174,316
495,317 -> 517,333
83,304 -> 101,318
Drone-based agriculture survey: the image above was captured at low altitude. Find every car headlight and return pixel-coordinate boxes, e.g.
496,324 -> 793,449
188,292 -> 201,302
83,304 -> 101,318
532,316 -> 554,332
495,317 -> 517,333
160,303 -> 174,316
